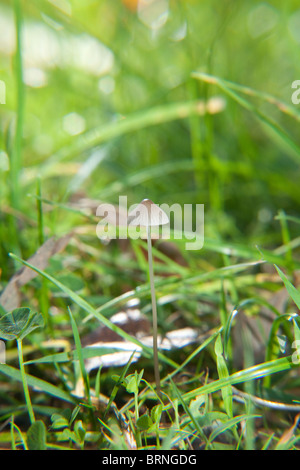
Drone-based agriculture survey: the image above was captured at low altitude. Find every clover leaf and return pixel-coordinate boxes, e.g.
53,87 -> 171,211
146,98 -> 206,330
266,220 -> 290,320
0,307 -> 44,341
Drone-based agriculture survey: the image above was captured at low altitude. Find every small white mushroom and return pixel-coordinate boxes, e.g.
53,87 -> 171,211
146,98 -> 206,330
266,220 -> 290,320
128,198 -> 169,227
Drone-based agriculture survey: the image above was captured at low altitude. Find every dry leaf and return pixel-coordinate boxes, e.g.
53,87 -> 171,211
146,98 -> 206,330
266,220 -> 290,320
0,234 -> 72,311
277,413 -> 300,447
81,301 -> 200,371
81,305 -> 151,346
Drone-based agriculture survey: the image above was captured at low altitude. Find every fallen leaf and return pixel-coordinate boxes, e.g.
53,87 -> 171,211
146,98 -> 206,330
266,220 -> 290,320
276,413 -> 300,448
81,305 -> 151,346
0,234 -> 72,311
81,300 -> 200,371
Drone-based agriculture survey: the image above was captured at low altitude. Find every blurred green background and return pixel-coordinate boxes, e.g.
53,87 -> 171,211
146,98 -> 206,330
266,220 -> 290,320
1,0 -> 300,273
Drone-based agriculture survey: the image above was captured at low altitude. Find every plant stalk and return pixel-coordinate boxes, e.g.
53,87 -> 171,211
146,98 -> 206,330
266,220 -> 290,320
11,0 -> 25,211
17,339 -> 35,424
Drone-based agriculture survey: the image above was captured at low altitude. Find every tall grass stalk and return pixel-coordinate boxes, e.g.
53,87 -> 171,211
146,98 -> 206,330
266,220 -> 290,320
11,0 -> 25,211
7,0 -> 25,257
17,338 -> 35,425
36,178 -> 52,332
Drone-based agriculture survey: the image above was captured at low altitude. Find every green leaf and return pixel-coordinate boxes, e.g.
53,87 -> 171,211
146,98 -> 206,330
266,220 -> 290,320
26,420 -> 47,450
151,404 -> 163,424
292,318 -> 300,366
293,318 -> 300,343
275,265 -> 300,310
214,334 -> 233,418
125,375 -> 138,394
188,395 -> 206,419
0,308 -> 44,341
50,413 -> 70,430
74,420 -> 86,443
265,314 -> 296,364
136,414 -> 153,431
125,370 -> 144,394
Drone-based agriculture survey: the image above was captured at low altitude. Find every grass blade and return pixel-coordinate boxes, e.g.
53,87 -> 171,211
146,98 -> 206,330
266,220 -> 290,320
275,265 -> 300,310
193,72 -> 300,162
193,72 -> 300,122
17,338 -> 35,424
0,363 -> 77,404
180,355 -> 297,404
41,98 -> 225,174
68,306 -> 90,403
214,334 -> 233,418
10,0 -> 25,210
207,414 -> 260,447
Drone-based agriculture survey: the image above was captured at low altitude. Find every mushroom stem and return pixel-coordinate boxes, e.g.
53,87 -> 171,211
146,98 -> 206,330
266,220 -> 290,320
146,224 -> 161,397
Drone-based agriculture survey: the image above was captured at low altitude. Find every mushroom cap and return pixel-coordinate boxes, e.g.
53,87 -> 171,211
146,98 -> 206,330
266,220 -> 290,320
128,199 -> 169,226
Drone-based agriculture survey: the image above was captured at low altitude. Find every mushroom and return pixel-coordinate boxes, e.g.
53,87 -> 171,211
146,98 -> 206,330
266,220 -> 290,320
128,199 -> 169,396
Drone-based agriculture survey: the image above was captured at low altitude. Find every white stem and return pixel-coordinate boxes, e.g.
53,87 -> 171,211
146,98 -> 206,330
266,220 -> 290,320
147,225 -> 161,396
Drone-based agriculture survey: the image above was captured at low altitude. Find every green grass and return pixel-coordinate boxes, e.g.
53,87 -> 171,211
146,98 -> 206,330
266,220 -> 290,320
1,0 -> 300,450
